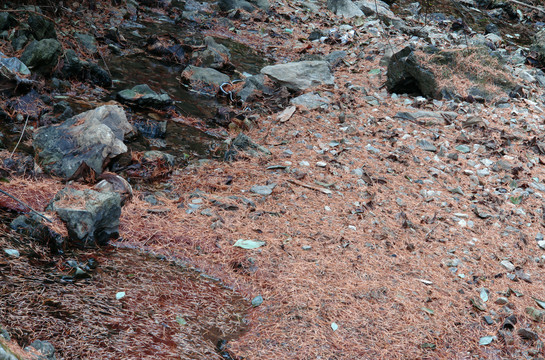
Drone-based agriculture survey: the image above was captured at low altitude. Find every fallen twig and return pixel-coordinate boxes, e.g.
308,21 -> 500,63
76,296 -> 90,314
287,179 -> 332,194
508,0 -> 545,14
0,188 -> 53,223
10,115 -> 29,159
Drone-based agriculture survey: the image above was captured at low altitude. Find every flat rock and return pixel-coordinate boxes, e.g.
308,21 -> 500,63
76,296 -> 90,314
290,92 -> 330,110
250,184 -> 275,196
117,84 -> 172,108
261,61 -> 334,91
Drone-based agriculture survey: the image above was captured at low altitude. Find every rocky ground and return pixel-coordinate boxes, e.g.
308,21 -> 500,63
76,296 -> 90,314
2,0 -> 545,359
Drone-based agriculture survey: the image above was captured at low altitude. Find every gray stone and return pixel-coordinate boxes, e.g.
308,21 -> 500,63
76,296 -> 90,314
531,28 -> 545,63
218,0 -> 269,12
47,187 -> 121,247
20,39 -> 62,75
74,32 -> 98,55
25,340 -> 56,360
33,105 -> 133,178
290,92 -> 330,110
0,51 -> 35,90
261,61 -> 334,91
495,297 -> 509,305
117,84 -> 172,108
237,74 -> 266,102
27,14 -> 56,40
61,49 -> 111,87
327,0 -> 363,18
386,47 -> 439,99
181,65 -> 230,96
250,184 -> 275,196
251,295 -> 264,307
357,0 -> 396,19
500,260 -> 515,271
416,139 -> 437,152
232,133 -> 271,156
325,50 -> 347,67
193,36 -> 231,70
456,145 -> 471,153
142,150 -> 176,167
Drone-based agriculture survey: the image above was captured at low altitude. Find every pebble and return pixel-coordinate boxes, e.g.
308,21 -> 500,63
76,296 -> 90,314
302,245 -> 312,250
316,161 -> 327,167
495,297 -> 509,305
251,184 -> 275,196
538,240 -> 545,250
252,295 -> 263,307
4,249 -> 20,257
500,260 -> 515,271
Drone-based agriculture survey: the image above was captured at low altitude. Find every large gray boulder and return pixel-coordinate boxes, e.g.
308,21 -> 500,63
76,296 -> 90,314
181,65 -> 230,96
327,0 -> 363,18
33,105 -> 134,178
20,39 -> 62,75
261,61 -> 334,91
386,47 -> 439,99
47,187 -> 121,247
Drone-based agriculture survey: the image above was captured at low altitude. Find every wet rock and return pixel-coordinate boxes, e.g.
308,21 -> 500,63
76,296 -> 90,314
61,49 -> 111,87
261,61 -> 334,91
386,47 -> 439,98
27,14 -> 56,40
74,32 -> 98,55
0,51 -> 35,93
237,74 -> 266,102
117,84 -> 172,108
181,65 -> 230,96
290,92 -> 330,110
193,36 -> 231,70
0,13 -> 15,31
20,39 -> 62,75
47,187 -> 121,247
327,0 -> 363,18
33,105 -> 134,178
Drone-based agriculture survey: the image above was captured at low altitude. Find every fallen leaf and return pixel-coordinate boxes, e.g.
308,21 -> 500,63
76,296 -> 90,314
276,106 -> 296,123
533,297 -> 545,310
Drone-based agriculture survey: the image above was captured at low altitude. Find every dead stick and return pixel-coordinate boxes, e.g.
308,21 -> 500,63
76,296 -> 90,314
286,179 -> 332,194
0,188 -> 53,223
508,0 -> 545,14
